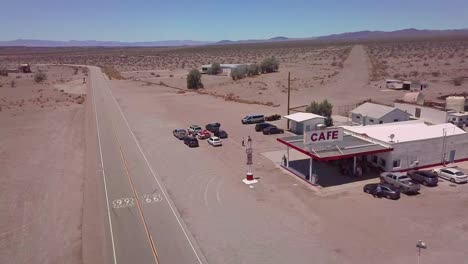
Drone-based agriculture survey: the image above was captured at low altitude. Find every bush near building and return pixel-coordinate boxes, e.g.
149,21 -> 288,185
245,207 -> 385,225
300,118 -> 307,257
260,57 -> 280,73
34,72 -> 47,83
207,62 -> 221,75
231,64 -> 260,80
306,99 -> 334,126
187,69 -> 203,89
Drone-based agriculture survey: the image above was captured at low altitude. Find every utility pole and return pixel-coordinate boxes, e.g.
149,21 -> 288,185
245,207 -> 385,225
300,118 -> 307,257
287,72 -> 291,129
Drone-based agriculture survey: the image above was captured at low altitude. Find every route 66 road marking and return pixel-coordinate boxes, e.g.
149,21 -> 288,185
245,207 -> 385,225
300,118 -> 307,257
112,198 -> 135,209
143,193 -> 163,204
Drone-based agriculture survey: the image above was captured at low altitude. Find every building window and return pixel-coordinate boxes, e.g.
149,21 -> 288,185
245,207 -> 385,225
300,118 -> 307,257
393,160 -> 401,168
393,119 -> 399,122
452,117 -> 457,121
370,119 -> 374,123
379,121 -> 383,124
379,158 -> 386,167
356,115 -> 361,119
372,155 -> 378,163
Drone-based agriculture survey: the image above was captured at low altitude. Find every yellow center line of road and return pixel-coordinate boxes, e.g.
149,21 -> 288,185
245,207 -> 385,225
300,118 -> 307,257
107,90 -> 159,264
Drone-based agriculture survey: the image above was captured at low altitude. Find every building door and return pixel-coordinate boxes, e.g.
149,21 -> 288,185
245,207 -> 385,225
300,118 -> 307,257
415,108 -> 421,118
449,150 -> 456,163
296,122 -> 304,135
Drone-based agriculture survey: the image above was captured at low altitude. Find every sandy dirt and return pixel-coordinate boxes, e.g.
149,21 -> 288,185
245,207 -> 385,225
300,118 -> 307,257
0,65 -> 86,264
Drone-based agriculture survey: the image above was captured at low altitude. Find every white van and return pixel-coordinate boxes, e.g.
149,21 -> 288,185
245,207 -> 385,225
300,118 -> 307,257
241,115 -> 265,124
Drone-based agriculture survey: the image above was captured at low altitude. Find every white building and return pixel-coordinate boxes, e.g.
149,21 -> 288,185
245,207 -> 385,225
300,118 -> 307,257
277,113 -> 468,187
394,102 -> 448,124
448,112 -> 468,128
284,112 -> 325,135
343,121 -> 468,171
351,102 -> 410,125
200,63 -> 247,75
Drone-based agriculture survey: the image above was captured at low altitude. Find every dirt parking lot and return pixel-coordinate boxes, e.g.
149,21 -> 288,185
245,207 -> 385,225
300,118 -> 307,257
110,79 -> 468,264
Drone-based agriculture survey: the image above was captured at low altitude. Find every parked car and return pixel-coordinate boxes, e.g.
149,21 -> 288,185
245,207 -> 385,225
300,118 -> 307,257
214,130 -> 228,139
265,114 -> 281,121
188,125 -> 202,135
407,170 -> 438,186
183,136 -> 199,148
363,183 -> 401,200
432,167 -> 468,183
205,123 -> 221,133
380,172 -> 421,194
262,126 -> 284,135
241,115 -> 265,124
207,136 -> 222,147
196,129 -> 211,140
173,129 -> 187,140
255,122 -> 274,132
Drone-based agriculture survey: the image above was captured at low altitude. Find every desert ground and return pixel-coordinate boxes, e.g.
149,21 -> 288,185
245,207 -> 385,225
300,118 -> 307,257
0,65 -> 87,263
1,36 -> 468,263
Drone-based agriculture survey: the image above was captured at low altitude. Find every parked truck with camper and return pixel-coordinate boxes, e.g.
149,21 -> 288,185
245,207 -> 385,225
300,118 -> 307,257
380,172 -> 421,194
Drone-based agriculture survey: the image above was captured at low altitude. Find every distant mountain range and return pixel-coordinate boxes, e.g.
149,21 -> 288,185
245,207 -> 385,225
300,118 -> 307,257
0,39 -> 213,47
316,28 -> 468,40
1,28 -> 467,47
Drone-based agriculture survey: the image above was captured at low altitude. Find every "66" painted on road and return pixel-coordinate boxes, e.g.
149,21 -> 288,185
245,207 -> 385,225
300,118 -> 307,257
143,193 -> 163,204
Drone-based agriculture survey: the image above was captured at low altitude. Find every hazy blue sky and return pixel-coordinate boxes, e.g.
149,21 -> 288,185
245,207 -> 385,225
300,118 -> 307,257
2,0 -> 467,41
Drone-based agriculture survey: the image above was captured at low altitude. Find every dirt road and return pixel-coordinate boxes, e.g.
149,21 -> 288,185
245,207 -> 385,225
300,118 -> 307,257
291,45 -> 404,113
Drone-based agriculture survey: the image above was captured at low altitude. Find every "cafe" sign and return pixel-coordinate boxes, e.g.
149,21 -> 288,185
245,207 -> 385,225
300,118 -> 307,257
304,128 -> 344,144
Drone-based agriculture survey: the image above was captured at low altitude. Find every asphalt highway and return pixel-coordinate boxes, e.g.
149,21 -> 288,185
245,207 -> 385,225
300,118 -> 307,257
89,66 -> 205,264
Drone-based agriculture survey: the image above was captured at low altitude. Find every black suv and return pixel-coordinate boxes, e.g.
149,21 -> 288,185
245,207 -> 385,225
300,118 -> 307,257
407,170 -> 438,186
205,123 -> 221,133
183,136 -> 199,148
214,130 -> 228,139
262,126 -> 284,135
255,122 -> 273,132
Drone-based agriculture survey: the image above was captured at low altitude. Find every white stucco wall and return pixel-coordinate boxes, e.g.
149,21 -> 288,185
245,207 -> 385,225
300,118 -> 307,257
368,134 -> 468,171
394,103 -> 448,124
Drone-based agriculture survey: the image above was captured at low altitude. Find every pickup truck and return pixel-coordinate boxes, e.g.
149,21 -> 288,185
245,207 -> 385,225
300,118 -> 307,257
380,172 -> 421,194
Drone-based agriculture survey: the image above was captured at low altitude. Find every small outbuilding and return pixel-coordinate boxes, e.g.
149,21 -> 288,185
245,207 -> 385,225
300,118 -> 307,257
18,64 -> 31,73
351,102 -> 411,125
284,112 -> 326,135
401,92 -> 425,105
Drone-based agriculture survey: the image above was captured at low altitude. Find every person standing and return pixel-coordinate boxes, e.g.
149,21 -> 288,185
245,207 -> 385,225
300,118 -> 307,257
241,137 -> 245,147
375,184 -> 382,198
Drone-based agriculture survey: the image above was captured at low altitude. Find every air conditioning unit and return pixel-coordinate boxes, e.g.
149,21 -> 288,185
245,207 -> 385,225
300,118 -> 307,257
315,124 -> 326,130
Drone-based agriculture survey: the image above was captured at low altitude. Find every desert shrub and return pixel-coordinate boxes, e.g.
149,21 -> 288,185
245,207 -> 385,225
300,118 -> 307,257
260,57 -> 280,73
73,67 -> 79,75
247,64 -> 260,76
230,65 -> 248,80
431,71 -> 440,77
34,72 -> 47,83
169,74 -> 174,77
187,69 -> 203,89
150,72 -> 155,75
453,77 -> 463,86
207,62 -> 221,75
306,99 -> 334,127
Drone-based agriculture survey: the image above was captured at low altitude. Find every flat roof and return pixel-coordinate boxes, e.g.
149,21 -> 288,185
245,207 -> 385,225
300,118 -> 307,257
449,112 -> 468,117
284,112 -> 325,122
278,134 -> 392,161
342,121 -> 466,143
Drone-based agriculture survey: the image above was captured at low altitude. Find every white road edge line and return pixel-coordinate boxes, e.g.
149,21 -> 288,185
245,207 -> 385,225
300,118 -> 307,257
91,69 -> 118,264
102,76 -> 204,264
